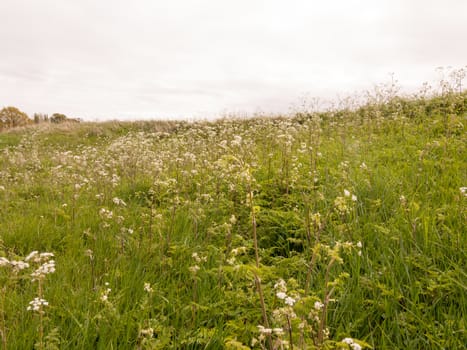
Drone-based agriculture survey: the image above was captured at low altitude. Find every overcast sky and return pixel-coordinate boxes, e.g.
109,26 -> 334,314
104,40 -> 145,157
1,0 -> 466,120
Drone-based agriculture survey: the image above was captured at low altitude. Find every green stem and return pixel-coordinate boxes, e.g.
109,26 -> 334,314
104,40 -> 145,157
248,185 -> 273,350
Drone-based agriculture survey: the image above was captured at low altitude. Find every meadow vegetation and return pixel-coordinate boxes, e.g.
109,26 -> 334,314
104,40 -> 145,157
0,76 -> 466,349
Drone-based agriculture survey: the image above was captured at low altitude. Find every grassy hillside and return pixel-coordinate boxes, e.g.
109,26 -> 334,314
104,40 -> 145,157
0,92 -> 466,349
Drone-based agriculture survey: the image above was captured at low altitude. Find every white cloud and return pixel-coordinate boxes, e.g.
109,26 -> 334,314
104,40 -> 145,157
0,0 -> 466,120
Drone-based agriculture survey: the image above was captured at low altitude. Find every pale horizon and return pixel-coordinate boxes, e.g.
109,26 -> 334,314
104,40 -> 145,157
1,0 -> 466,121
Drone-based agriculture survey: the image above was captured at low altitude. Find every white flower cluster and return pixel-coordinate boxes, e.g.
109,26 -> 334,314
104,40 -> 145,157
143,282 -> 153,293
26,251 -> 55,282
227,246 -> 247,265
27,297 -> 49,312
189,252 -> 207,275
188,265 -> 200,274
31,260 -> 55,281
257,325 -> 272,335
314,301 -> 324,311
343,189 -> 358,202
99,208 -> 113,219
7,259 -> 30,272
1,251 -> 56,314
25,251 -> 53,262
100,282 -> 111,302
341,337 -> 362,350
335,189 -> 358,215
274,279 -> 297,306
191,252 -> 207,263
112,197 -> 127,206
276,292 -> 296,306
229,214 -> 237,225
140,327 -> 154,337
0,257 -> 9,267
399,194 -> 407,207
1,251 -> 56,277
256,325 -> 286,344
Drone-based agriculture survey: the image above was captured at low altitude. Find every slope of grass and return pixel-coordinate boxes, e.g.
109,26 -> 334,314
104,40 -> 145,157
0,93 -> 466,349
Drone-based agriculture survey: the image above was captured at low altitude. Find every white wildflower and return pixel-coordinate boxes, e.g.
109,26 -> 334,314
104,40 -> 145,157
341,337 -> 361,350
189,265 -> 200,274
31,260 -> 55,281
192,252 -> 207,263
399,195 -> 407,206
0,257 -> 10,267
276,292 -> 287,300
24,251 -> 39,262
274,278 -> 287,292
257,325 -> 272,335
39,252 -> 54,259
314,301 -> 324,310
27,297 -> 48,312
231,135 -> 242,146
334,197 -> 349,214
10,260 -> 29,271
100,285 -> 111,302
229,215 -> 237,225
112,197 -> 127,206
285,296 -> 296,306
99,208 -> 113,219
144,282 -> 153,293
272,328 -> 285,335
140,328 -> 154,337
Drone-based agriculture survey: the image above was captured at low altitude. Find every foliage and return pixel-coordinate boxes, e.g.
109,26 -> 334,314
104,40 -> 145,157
50,113 -> 68,124
0,106 -> 31,130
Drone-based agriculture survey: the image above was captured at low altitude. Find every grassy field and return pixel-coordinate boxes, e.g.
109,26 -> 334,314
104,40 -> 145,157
0,91 -> 466,349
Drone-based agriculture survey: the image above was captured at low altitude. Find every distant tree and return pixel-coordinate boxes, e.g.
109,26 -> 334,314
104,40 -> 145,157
33,113 -> 49,124
0,106 -> 31,130
50,113 -> 67,123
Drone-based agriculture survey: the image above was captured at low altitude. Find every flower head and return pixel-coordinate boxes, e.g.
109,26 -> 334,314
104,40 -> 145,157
0,257 -> 9,267
276,291 -> 287,300
314,301 -> 324,310
27,297 -> 49,312
144,282 -> 153,293
31,260 -> 55,281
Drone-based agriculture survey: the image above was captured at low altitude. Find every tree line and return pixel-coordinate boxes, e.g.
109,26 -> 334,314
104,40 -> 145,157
0,106 -> 80,131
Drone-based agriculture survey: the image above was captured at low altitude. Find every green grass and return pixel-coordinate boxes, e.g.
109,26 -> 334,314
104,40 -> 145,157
0,92 -> 466,349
